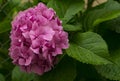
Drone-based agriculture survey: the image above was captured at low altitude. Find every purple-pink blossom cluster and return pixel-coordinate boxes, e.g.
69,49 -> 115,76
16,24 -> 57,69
9,3 -> 69,75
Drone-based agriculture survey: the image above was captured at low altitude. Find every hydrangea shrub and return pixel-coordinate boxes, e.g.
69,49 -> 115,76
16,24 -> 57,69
0,0 -> 120,81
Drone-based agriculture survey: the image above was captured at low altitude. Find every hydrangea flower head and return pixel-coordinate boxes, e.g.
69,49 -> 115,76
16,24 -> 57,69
9,3 -> 69,75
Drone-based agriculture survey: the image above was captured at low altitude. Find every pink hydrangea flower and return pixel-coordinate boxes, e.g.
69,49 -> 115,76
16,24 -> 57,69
9,3 -> 69,75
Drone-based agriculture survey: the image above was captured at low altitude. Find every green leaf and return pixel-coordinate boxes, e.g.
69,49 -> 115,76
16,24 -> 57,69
67,44 -> 111,65
95,30 -> 120,80
40,0 -> 50,3
12,66 -> 34,81
34,56 -> 76,81
110,17 -> 120,33
71,32 -> 109,57
0,20 -> 11,33
47,0 -> 68,18
96,23 -> 120,51
102,16 -> 120,33
0,0 -> 2,4
84,0 -> 120,30
63,0 -> 84,23
63,24 -> 82,31
66,32 -> 111,65
0,74 -> 5,81
96,49 -> 120,80
47,0 -> 84,23
93,10 -> 120,26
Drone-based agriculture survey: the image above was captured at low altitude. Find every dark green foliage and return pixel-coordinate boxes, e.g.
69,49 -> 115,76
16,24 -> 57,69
12,67 -> 34,81
34,56 -> 76,81
83,0 -> 120,30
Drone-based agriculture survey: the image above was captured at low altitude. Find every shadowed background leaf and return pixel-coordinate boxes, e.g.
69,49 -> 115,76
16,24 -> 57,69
34,56 -> 76,81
